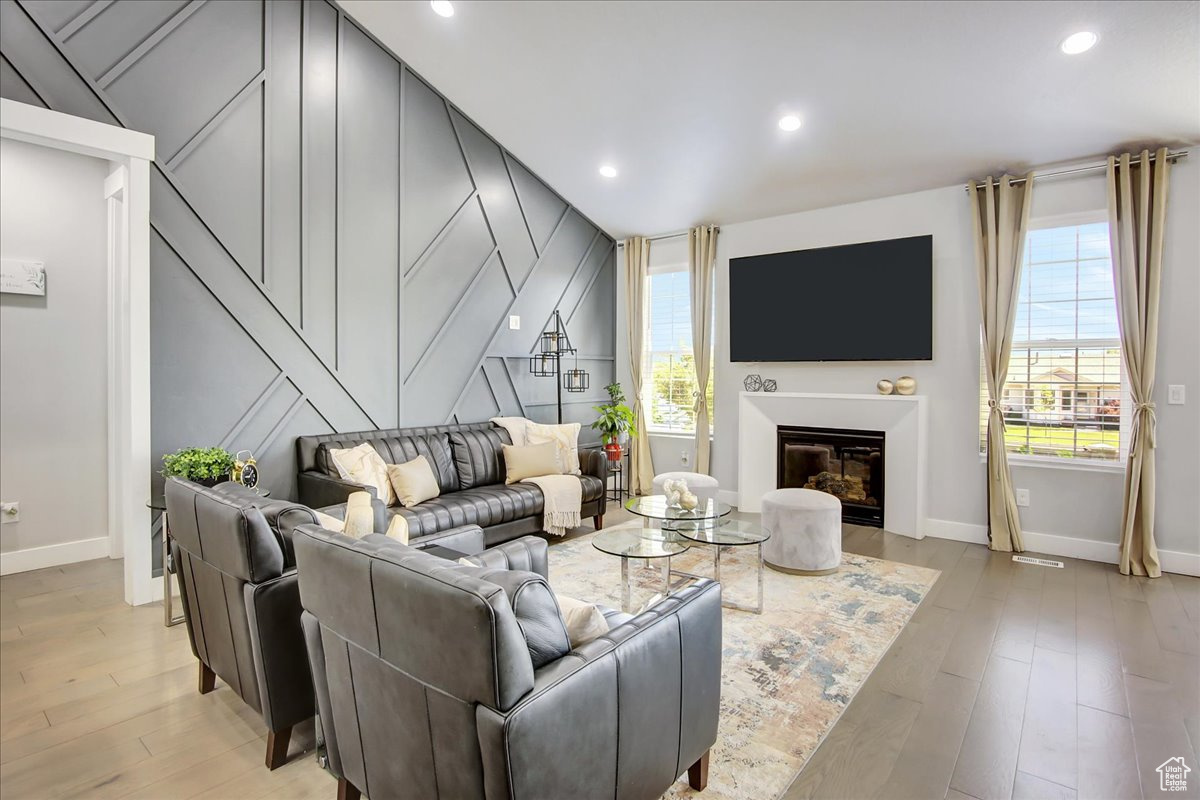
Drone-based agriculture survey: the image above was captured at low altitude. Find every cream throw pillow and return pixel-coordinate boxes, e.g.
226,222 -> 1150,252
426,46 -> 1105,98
385,514 -> 410,544
502,441 -> 562,484
526,421 -> 582,475
386,455 -> 441,508
313,509 -> 345,532
343,492 -> 375,537
554,593 -> 610,648
328,443 -> 397,506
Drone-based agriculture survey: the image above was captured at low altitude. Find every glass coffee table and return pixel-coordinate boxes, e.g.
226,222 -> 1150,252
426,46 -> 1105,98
592,524 -> 691,613
625,495 -> 769,614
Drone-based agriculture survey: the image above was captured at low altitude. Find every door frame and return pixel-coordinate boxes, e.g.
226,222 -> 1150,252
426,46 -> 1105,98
1,99 -> 155,605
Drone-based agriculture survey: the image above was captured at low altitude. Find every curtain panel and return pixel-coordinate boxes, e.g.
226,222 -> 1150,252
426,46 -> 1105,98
969,174 -> 1033,553
624,237 -> 655,494
1108,148 -> 1171,578
688,225 -> 718,474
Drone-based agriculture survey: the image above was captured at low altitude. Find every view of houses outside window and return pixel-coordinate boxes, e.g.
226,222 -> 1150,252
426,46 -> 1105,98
980,220 -> 1124,461
643,266 -> 714,434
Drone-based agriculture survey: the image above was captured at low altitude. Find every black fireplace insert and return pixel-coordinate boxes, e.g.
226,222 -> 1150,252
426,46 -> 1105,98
777,425 -> 885,527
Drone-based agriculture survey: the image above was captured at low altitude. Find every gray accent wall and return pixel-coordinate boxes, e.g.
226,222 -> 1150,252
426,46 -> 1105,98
0,0 -> 616,504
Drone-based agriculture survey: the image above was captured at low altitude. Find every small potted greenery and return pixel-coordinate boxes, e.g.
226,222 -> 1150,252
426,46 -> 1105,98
161,446 -> 235,487
592,382 -> 637,461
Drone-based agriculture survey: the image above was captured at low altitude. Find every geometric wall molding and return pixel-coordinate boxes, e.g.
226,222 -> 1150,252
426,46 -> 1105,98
1,0 -> 616,513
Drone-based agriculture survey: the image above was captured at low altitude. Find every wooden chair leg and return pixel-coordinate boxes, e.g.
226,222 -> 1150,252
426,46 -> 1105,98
688,750 -> 710,791
594,514 -> 604,530
198,662 -> 216,694
265,725 -> 293,770
337,778 -> 361,800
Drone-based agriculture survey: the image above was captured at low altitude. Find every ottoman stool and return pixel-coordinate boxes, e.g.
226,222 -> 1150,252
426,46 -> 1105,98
761,488 -> 842,575
652,471 -> 720,504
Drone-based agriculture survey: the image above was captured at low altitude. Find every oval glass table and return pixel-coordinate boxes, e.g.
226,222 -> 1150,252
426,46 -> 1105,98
592,523 -> 691,613
624,496 -> 769,614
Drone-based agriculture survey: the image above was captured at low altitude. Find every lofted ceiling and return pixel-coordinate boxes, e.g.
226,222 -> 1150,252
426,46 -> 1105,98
338,0 -> 1200,239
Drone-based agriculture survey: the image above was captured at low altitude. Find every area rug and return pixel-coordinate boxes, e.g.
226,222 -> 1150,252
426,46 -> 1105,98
547,529 -> 939,800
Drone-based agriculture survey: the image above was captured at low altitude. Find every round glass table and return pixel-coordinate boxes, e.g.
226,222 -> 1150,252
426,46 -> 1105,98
624,495 -> 732,529
593,524 -> 690,613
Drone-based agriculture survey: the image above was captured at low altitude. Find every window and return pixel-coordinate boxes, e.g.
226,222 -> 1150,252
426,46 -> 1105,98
643,265 -> 714,434
980,219 -> 1124,462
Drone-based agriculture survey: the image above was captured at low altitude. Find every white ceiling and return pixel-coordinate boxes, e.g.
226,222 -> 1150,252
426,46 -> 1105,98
339,0 -> 1200,239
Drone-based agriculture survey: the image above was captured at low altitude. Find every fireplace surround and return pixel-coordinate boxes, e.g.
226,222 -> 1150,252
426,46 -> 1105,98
777,426 -> 885,527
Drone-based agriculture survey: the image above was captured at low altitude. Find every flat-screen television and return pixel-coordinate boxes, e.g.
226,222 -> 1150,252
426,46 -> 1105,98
729,235 -> 933,362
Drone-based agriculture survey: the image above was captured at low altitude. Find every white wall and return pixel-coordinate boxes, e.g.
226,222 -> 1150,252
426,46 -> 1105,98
619,157 -> 1200,567
0,138 -> 110,562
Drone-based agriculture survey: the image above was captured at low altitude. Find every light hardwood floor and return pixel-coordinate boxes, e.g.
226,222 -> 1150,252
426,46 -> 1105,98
2,521 -> 1197,799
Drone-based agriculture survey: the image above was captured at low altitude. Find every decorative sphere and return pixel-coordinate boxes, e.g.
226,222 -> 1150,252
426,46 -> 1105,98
876,379 -> 894,395
895,376 -> 917,395
679,492 -> 699,511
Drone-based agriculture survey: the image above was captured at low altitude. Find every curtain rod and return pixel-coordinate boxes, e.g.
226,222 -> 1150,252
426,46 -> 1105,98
614,226 -> 720,247
965,149 -> 1190,192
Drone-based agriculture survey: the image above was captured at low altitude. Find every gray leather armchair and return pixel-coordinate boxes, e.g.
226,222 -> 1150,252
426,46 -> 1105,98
294,524 -> 722,800
164,478 -> 319,770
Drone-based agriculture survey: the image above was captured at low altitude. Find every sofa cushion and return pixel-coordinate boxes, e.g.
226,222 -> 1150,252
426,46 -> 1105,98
449,427 -> 511,490
318,434 -> 458,494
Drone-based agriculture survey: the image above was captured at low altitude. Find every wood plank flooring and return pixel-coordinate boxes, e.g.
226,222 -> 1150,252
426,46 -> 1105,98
2,520 -> 1197,799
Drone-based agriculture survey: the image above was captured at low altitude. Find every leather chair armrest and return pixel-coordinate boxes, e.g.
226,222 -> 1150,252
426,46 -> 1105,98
297,471 -> 377,509
462,536 -> 549,579
244,571 -> 316,733
301,610 -> 344,780
580,449 -> 607,516
413,524 -> 486,556
253,501 -> 319,568
474,580 -> 722,798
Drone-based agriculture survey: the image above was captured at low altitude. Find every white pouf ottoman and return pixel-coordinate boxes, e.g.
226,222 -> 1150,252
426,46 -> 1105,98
652,471 -> 720,504
761,488 -> 842,575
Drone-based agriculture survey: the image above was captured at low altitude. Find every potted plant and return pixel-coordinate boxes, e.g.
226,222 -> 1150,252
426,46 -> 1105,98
592,382 -> 637,461
161,446 -> 236,487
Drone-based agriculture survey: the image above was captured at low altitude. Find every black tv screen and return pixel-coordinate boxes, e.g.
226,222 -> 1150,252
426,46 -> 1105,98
729,235 -> 933,362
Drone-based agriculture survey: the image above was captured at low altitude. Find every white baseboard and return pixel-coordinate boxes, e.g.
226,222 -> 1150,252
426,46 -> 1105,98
0,536 -> 112,576
923,518 -> 1199,577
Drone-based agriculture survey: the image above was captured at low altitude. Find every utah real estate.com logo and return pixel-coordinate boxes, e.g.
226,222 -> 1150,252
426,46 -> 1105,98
1157,757 -> 1191,792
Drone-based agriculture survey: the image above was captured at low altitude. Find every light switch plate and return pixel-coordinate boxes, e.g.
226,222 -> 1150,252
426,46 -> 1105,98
1015,489 -> 1030,507
508,316 -> 520,330
1168,385 -> 1185,405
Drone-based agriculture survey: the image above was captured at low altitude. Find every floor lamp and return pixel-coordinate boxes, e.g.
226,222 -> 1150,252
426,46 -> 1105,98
529,309 -> 589,423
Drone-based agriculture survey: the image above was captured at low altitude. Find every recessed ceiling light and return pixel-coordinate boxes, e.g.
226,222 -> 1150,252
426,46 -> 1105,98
1060,31 -> 1097,55
778,115 -> 802,132
430,1 -> 454,18
598,164 -> 618,178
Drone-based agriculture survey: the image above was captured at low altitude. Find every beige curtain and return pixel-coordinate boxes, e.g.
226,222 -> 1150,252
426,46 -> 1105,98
688,225 -> 718,474
969,174 -> 1032,553
1108,149 -> 1170,578
624,237 -> 655,494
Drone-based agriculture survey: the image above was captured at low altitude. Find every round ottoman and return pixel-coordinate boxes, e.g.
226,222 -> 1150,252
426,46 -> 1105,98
761,488 -> 842,575
652,471 -> 720,504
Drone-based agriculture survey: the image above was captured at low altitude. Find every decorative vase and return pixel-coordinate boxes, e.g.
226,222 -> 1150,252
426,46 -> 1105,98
876,379 -> 894,395
895,376 -> 917,395
604,442 -> 623,461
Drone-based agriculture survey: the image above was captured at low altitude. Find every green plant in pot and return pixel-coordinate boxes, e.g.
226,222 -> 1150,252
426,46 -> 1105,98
592,382 -> 637,461
161,446 -> 235,487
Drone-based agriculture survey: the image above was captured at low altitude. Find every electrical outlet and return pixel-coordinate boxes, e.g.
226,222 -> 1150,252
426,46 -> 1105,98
508,315 -> 520,330
1,502 -> 19,523
1168,385 -> 1185,405
1015,489 -> 1030,508
680,451 -> 689,466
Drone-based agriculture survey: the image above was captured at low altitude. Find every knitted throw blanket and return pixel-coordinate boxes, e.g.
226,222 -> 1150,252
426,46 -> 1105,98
522,474 -> 582,537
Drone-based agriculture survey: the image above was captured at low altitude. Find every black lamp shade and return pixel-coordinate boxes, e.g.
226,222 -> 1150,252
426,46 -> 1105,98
529,353 -> 556,377
564,368 -> 589,392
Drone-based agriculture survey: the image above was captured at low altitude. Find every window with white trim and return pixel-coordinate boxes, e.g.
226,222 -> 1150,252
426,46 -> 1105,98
643,263 -> 714,435
980,218 -> 1125,462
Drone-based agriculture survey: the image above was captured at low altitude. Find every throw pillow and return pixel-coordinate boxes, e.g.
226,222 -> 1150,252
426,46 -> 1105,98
313,509 -> 345,532
343,491 -> 375,537
328,443 -> 397,506
502,441 -> 562,484
553,593 -> 610,648
526,421 -> 582,475
385,513 -> 410,544
386,455 -> 441,508
490,416 -> 531,446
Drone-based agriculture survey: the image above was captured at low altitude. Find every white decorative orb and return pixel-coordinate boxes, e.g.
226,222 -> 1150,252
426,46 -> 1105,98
895,376 -> 917,395
876,379 -> 894,395
679,492 -> 699,511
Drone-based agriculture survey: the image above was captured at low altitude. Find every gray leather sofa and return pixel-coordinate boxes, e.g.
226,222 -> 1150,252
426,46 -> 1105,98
296,422 -> 608,546
294,523 -> 723,800
164,478 -> 321,769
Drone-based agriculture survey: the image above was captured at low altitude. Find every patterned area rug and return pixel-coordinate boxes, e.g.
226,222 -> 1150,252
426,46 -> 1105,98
547,530 -> 939,800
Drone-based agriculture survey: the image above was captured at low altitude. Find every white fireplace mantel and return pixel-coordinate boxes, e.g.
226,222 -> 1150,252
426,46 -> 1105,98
737,391 -> 928,538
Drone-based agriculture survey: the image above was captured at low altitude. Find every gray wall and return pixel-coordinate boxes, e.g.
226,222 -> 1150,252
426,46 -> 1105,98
0,0 -> 616,505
